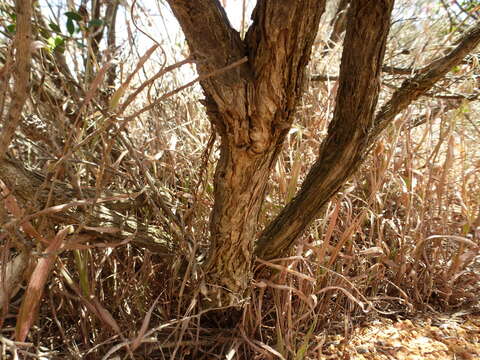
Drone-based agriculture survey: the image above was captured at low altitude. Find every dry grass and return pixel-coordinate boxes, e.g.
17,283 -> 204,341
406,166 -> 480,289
0,1 -> 479,359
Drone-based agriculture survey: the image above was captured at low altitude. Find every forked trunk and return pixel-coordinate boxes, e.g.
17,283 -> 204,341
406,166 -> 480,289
166,0 -> 325,302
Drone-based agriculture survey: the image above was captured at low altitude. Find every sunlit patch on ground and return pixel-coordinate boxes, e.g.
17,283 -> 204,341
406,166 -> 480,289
319,313 -> 480,360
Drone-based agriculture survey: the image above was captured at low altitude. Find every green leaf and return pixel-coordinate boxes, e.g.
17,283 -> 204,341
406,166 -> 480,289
66,18 -> 75,35
47,37 -> 56,50
46,35 -> 65,52
295,316 -> 317,360
88,18 -> 104,28
48,22 -> 61,33
54,36 -> 64,47
6,24 -> 16,33
64,11 -> 83,22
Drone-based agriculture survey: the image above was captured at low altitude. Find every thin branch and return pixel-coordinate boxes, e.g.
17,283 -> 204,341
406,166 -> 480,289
311,65 -> 422,81
465,113 -> 480,136
0,156 -> 174,255
0,0 -> 32,159
311,56 -> 480,82
322,0 -> 350,54
439,0 -> 457,32
370,22 -> 480,142
453,0 -> 478,21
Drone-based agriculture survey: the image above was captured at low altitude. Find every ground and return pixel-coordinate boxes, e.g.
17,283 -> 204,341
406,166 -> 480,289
319,312 -> 480,360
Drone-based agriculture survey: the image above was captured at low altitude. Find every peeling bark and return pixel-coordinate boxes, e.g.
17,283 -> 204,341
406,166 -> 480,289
3,0 -> 479,308
167,0 -> 325,300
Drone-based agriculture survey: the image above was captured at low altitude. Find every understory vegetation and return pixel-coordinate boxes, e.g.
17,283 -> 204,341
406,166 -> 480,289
0,0 -> 479,358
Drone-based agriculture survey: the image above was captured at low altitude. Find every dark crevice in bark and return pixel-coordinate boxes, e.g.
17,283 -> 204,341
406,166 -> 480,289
7,0 -> 478,310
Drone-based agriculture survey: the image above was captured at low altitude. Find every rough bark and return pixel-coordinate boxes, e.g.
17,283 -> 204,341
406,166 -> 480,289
166,0 -> 325,301
256,0 -> 394,259
0,0 -> 32,159
105,0 -> 120,88
256,18 -> 480,260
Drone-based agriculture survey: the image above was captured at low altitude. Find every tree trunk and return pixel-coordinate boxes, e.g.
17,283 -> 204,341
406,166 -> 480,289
166,0 -> 480,301
204,145 -> 277,299
166,0 -> 325,302
3,0 -> 479,309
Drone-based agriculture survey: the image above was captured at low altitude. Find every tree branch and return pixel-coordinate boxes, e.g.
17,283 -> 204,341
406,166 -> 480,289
322,0 -> 350,54
256,18 -> 480,260
167,0 -> 326,153
256,0 -> 395,260
0,157 -> 174,255
311,66 -> 418,81
311,55 -> 480,82
244,0 -> 326,150
370,22 -> 480,142
165,0 -> 251,107
0,0 -> 32,159
166,0 -> 246,76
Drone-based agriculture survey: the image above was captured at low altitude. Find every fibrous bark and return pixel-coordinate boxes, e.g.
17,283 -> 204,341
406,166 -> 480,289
256,0 -> 395,259
166,0 -> 325,301
0,0 -> 32,159
3,0 -> 480,309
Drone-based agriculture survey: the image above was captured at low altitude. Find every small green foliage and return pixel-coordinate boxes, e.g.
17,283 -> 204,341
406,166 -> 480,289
66,17 -> 75,35
461,0 -> 480,11
48,22 -> 61,33
47,35 -> 65,52
1,5 -> 16,33
459,102 -> 471,113
88,18 -> 104,28
64,11 -> 83,22
6,23 -> 15,33
64,11 -> 84,35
